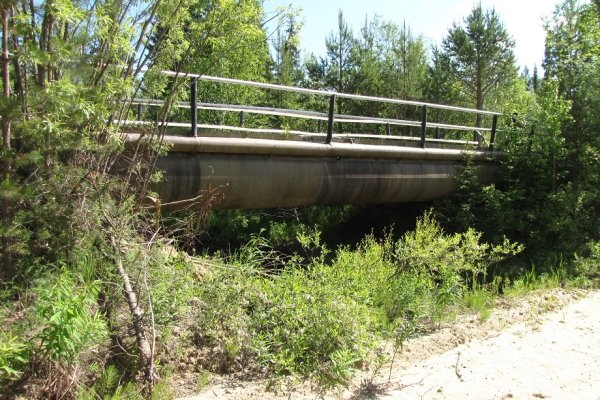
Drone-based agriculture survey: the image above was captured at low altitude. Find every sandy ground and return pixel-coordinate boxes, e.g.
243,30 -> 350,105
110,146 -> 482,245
178,289 -> 600,400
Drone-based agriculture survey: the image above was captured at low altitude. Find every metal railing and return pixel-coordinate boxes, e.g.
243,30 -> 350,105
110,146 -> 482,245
129,69 -> 501,151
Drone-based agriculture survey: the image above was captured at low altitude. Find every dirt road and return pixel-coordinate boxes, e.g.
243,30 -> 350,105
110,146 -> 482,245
179,289 -> 600,400
382,290 -> 600,399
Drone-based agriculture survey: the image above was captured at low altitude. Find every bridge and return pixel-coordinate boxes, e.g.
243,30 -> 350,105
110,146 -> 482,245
124,71 -> 502,210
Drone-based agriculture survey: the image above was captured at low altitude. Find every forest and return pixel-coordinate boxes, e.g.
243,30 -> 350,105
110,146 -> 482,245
0,0 -> 599,398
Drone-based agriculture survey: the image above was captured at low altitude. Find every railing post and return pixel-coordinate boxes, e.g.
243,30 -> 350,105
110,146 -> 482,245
239,111 -> 244,127
420,105 -> 427,149
136,103 -> 142,121
489,114 -> 498,151
386,123 -> 391,136
190,77 -> 198,137
317,119 -> 322,133
435,127 -> 440,139
326,94 -> 335,144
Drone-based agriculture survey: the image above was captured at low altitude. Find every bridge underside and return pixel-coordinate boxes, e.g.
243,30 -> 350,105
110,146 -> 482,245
156,153 -> 482,209
131,134 -> 498,210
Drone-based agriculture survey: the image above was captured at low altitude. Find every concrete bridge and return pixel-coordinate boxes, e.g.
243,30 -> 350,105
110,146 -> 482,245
124,71 -> 502,210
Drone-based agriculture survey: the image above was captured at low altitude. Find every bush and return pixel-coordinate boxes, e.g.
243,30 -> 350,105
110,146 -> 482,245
573,241 -> 600,279
191,262 -> 257,372
250,264 -> 377,387
0,331 -> 30,385
34,270 -> 108,365
190,213 -> 523,388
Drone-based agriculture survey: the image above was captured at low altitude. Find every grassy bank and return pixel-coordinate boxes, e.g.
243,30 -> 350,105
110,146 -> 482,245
2,212 -> 598,398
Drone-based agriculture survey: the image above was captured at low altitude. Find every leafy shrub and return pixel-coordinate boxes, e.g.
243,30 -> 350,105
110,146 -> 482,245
191,261 -> 257,371
35,271 -> 108,365
250,263 -> 376,387
573,241 -> 600,279
191,212 -> 522,388
0,331 -> 30,385
147,251 -> 197,330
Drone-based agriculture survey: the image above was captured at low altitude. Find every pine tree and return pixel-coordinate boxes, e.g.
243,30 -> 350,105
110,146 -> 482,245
324,10 -> 356,116
441,5 -> 517,127
544,0 -> 600,187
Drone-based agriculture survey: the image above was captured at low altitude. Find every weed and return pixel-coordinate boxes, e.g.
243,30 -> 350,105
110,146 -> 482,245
0,331 -> 30,384
35,271 -> 108,365
464,287 -> 495,322
505,263 -> 567,296
196,371 -> 211,391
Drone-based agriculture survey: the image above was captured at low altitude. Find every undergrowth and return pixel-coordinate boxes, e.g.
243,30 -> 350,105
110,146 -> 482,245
187,212 -> 523,388
4,213 -> 597,396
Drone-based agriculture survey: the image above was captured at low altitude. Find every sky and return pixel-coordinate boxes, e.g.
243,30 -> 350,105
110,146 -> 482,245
264,0 -> 563,72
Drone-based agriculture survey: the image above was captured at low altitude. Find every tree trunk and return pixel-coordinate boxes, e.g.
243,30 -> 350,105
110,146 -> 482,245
1,3 -> 13,281
476,67 -> 483,128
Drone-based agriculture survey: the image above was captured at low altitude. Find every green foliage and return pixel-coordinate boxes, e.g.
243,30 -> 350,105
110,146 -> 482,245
435,77 -> 582,261
305,13 -> 429,135
35,271 -> 108,365
442,5 -> 517,113
76,364 -> 155,400
388,212 -> 521,327
191,213 -> 521,388
202,206 -> 356,251
323,10 -> 356,97
396,212 -> 523,280
429,4 -> 518,130
573,241 -> 600,279
191,262 -> 256,370
147,251 -> 196,330
0,331 -> 30,384
251,264 -> 375,387
505,264 -> 568,296
195,371 -> 211,391
2,0 -> 598,395
463,288 -> 494,322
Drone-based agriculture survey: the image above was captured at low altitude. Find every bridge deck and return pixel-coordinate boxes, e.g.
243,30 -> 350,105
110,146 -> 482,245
126,132 -> 498,210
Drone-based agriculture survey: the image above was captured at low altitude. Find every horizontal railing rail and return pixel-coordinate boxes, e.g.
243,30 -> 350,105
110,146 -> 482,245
130,98 -> 493,133
157,70 -> 501,116
128,69 -> 501,150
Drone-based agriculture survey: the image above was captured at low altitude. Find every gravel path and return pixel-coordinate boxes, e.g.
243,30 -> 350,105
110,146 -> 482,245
383,290 -> 600,400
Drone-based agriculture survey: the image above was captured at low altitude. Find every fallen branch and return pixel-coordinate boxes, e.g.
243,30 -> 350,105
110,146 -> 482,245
108,232 -> 157,389
454,351 -> 463,380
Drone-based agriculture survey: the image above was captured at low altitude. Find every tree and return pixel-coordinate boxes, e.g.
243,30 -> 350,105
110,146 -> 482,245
352,17 -> 428,100
324,10 -> 356,116
1,0 -> 13,277
441,5 -> 517,127
272,9 -> 304,86
439,0 -> 600,261
0,0 -> 277,395
348,17 -> 428,133
269,8 -> 306,129
540,0 -> 600,249
544,0 -> 600,184
145,0 -> 271,127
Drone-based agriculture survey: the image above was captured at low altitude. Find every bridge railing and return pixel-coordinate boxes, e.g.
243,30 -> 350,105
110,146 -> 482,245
127,70 -> 501,151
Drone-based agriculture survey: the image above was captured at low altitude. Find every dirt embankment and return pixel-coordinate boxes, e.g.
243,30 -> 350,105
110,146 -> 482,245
178,289 -> 600,400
